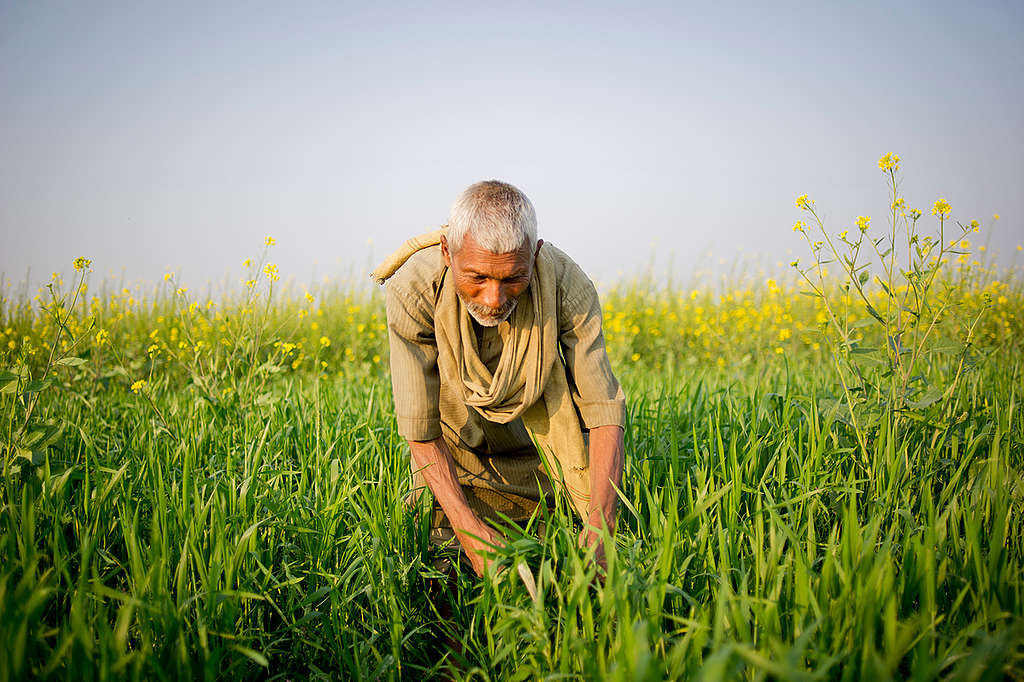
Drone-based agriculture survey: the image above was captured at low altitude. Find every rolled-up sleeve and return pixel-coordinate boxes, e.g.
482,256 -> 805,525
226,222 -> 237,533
385,283 -> 442,441
557,261 -> 626,429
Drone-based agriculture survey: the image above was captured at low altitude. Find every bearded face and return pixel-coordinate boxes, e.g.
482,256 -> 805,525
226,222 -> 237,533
441,231 -> 540,327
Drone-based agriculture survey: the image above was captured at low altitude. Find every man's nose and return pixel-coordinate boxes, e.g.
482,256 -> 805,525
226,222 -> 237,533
480,281 -> 505,310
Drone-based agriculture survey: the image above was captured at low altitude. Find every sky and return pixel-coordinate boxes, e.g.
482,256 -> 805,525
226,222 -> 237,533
1,0 -> 1022,295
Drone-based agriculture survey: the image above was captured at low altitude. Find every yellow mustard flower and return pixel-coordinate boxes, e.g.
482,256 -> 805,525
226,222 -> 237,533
265,235 -> 276,246
793,221 -> 806,233
264,263 -> 280,282
319,336 -> 331,348
95,329 -> 109,346
795,194 -> 812,210
932,199 -> 951,218
130,379 -> 147,393
993,213 -> 1000,220
856,216 -> 870,232
878,153 -> 900,172
73,257 -> 92,272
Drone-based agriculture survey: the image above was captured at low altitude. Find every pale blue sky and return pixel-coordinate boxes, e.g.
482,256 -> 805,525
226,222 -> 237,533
2,0 -> 1022,292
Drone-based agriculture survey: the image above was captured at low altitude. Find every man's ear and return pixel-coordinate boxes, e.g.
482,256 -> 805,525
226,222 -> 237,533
440,234 -> 452,267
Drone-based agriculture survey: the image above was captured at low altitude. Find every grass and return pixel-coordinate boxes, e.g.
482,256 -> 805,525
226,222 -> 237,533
1,244 -> 1022,679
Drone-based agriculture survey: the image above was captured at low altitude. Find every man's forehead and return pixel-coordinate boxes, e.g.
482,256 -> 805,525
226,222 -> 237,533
454,234 -> 533,275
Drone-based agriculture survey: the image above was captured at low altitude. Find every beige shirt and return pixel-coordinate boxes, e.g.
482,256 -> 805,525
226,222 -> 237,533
385,242 -> 625,524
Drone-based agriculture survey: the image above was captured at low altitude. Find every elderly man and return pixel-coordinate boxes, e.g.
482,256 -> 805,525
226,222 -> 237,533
371,180 -> 625,577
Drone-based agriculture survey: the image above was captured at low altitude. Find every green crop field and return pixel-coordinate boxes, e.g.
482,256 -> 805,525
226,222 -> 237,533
2,168 -> 1023,680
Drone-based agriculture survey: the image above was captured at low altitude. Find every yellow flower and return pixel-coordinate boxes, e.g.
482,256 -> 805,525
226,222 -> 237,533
95,329 -> 109,346
147,343 -> 161,358
164,272 -> 173,282
856,216 -> 870,232
795,194 -> 812,210
73,257 -> 92,272
245,279 -> 257,289
372,354 -> 381,364
264,263 -> 280,282
130,379 -> 147,393
793,221 -> 806,233
305,292 -> 315,304
993,213 -> 1000,220
878,153 -> 900,172
319,335 -> 331,348
839,230 -> 848,240
243,258 -> 252,268
176,287 -> 188,296
910,208 -> 922,220
265,235 -> 276,246
969,219 -> 980,232
891,198 -> 905,210
932,199 -> 951,218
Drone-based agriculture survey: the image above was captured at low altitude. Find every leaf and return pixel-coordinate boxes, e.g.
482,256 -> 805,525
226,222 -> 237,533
858,270 -> 870,285
23,376 -> 57,393
0,371 -> 19,394
864,303 -> 885,324
907,386 -> 943,410
229,645 -> 268,668
55,357 -> 87,367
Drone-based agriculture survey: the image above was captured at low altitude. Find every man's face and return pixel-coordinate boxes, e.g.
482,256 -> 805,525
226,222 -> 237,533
441,232 -> 542,327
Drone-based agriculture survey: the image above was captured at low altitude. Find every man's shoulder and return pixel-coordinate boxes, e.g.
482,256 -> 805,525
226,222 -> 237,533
540,242 -> 593,293
386,245 -> 445,297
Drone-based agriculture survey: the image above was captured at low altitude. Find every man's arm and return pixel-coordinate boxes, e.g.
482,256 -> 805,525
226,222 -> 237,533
581,424 -> 624,568
409,437 -> 503,577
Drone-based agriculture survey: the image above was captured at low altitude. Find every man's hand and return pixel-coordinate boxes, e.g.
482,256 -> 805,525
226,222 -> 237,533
409,437 -> 505,577
578,525 -> 608,572
582,424 -> 624,573
458,521 -> 505,577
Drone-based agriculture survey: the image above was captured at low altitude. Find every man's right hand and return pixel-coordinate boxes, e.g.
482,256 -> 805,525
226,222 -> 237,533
409,437 -> 505,577
456,521 -> 505,577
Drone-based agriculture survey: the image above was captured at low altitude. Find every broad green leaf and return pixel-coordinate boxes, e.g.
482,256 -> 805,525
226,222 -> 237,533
907,386 -> 943,410
0,371 -> 19,394
24,376 -> 57,393
55,356 -> 87,367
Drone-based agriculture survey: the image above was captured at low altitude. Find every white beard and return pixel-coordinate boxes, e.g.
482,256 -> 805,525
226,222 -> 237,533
460,293 -> 518,327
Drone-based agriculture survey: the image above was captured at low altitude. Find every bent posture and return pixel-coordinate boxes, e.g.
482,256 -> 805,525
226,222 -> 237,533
373,180 -> 625,576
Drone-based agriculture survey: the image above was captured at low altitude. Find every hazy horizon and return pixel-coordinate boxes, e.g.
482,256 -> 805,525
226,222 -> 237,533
3,1 -> 1022,296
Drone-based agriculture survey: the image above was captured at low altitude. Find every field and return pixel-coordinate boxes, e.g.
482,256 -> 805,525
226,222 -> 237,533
2,191 -> 1024,678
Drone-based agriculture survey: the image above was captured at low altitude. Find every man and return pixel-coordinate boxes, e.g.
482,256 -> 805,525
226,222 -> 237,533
371,180 -> 625,577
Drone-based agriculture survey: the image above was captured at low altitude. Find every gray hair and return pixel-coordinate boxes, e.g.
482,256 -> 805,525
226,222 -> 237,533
446,180 -> 537,254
